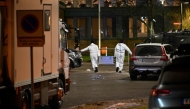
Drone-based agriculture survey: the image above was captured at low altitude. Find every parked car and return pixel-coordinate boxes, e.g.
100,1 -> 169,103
172,43 -> 190,57
68,48 -> 83,68
129,43 -> 175,80
148,55 -> 190,109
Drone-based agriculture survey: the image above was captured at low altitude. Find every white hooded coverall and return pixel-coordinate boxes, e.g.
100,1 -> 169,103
114,43 -> 132,71
81,43 -> 99,70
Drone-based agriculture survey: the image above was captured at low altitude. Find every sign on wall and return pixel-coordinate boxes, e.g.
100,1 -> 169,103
17,10 -> 44,47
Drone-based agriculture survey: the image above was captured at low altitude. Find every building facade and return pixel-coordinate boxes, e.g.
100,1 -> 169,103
59,0 -> 185,52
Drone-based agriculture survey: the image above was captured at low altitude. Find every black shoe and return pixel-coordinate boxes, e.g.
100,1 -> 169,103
116,67 -> 119,72
119,71 -> 121,73
95,67 -> 98,73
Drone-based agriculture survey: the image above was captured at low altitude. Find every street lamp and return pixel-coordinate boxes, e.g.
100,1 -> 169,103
98,0 -> 101,56
180,2 -> 189,30
160,0 -> 164,32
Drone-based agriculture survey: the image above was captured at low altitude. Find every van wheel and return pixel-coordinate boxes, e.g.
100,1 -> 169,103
130,74 -> 137,80
48,95 -> 59,109
69,59 -> 75,68
21,92 -> 30,109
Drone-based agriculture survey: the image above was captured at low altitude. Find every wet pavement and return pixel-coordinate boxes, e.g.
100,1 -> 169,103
61,62 -> 157,109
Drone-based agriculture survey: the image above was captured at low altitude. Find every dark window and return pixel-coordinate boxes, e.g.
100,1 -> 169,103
161,67 -> 190,85
78,18 -> 86,38
164,45 -> 175,54
135,46 -> 162,56
80,4 -> 86,7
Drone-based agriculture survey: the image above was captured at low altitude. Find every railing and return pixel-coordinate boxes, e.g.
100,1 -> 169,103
99,47 -> 130,65
100,47 -> 114,56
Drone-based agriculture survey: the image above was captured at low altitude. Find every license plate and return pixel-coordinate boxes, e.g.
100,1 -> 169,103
142,59 -> 154,62
183,98 -> 190,104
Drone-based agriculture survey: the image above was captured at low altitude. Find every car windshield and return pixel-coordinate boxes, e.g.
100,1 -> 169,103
135,46 -> 162,56
160,67 -> 190,85
60,28 -> 67,50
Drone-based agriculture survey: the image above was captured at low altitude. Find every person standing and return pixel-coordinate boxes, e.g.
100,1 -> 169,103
114,39 -> 132,73
80,40 -> 99,73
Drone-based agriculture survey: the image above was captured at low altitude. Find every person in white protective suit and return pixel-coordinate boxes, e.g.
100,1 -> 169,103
114,39 -> 132,73
80,40 -> 100,73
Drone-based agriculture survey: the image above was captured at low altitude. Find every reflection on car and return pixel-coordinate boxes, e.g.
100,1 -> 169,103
129,43 -> 175,80
68,48 -> 83,68
149,55 -> 190,109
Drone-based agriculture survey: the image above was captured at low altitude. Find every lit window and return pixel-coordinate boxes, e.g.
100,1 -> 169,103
107,18 -> 112,37
137,17 -> 148,37
129,18 -> 133,38
92,18 -> 103,38
78,18 -> 86,37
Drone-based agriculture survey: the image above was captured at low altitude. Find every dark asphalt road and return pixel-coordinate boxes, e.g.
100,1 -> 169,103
61,62 -> 158,109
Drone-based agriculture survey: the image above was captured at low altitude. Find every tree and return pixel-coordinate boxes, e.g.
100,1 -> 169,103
182,4 -> 190,29
112,0 -> 180,35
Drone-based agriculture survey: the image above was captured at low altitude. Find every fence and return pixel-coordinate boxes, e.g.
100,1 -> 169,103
99,47 -> 130,65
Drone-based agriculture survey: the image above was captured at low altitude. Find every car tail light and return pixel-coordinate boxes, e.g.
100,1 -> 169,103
151,89 -> 172,96
130,55 -> 137,60
130,47 -> 137,61
160,47 -> 168,61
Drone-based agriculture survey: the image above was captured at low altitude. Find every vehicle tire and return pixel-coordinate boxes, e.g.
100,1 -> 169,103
0,87 -> 15,109
130,74 -> 137,80
21,92 -> 30,109
69,59 -> 75,68
77,59 -> 82,67
48,95 -> 59,109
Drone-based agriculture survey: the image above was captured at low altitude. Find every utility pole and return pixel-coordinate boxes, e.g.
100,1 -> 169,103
98,0 -> 101,56
161,0 -> 164,32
